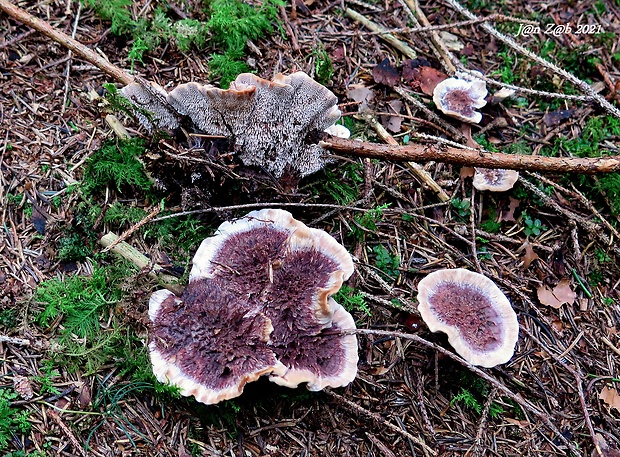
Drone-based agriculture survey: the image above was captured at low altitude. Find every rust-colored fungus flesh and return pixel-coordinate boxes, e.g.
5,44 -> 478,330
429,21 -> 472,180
148,209 -> 358,404
417,268 -> 519,368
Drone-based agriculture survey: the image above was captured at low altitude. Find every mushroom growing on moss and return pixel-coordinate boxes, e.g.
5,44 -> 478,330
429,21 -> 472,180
473,168 -> 519,192
121,72 -> 342,177
417,268 -> 519,368
433,75 -> 488,123
148,209 -> 358,404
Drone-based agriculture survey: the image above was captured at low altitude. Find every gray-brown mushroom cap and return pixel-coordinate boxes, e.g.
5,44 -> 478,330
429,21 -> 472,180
417,268 -> 519,368
121,72 -> 342,177
433,77 -> 488,124
473,168 -> 519,192
119,78 -> 181,131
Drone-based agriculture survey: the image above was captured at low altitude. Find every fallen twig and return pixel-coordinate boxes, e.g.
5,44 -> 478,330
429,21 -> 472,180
0,0 -> 134,85
347,328 -> 580,455
3,0 -> 620,176
345,8 -> 417,59
362,113 -> 450,202
443,0 -> 620,119
47,408 -> 89,457
325,389 -> 436,457
99,232 -> 183,295
0,335 -> 31,346
321,134 -> 620,174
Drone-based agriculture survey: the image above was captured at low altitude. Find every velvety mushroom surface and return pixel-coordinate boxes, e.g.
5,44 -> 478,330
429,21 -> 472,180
191,209 -> 357,387
417,268 -> 519,368
269,299 -> 358,391
149,285 -> 285,405
148,209 -> 358,404
432,76 -> 488,124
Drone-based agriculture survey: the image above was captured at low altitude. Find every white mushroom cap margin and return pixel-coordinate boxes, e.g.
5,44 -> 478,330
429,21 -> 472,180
433,75 -> 488,124
417,268 -> 519,368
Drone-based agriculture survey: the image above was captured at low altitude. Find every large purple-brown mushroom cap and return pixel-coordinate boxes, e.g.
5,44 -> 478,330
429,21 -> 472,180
417,268 -> 519,368
148,285 -> 286,405
190,209 -> 358,390
148,209 -> 358,404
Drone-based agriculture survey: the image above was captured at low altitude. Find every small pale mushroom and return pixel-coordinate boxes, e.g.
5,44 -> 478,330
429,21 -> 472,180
432,75 -> 488,123
324,123 -> 351,139
473,168 -> 519,192
121,72 -> 342,177
417,268 -> 519,368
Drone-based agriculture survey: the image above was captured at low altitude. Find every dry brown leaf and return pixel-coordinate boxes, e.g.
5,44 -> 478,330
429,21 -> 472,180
551,319 -> 563,332
403,66 -> 448,95
537,279 -> 576,308
553,279 -> 576,305
504,418 -> 532,428
460,166 -> 475,179
347,84 -> 375,112
401,58 -> 432,84
369,366 -> 390,376
373,58 -> 400,87
600,386 -> 620,412
382,99 -> 403,133
543,109 -> 574,127
418,66 -> 449,95
460,123 -> 480,149
593,433 -> 620,457
537,285 -> 562,309
522,241 -> 539,269
503,197 -> 520,222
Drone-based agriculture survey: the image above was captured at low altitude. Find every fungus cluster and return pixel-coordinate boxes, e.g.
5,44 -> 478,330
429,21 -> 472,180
121,72 -> 342,177
148,209 -> 358,404
417,268 -> 519,368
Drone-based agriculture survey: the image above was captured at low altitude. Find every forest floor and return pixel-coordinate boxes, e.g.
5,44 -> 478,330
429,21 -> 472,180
1,0 -> 620,456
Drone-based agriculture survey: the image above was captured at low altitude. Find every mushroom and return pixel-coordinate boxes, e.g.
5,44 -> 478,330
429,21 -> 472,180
121,72 -> 342,177
148,285 -> 286,405
148,209 -> 358,404
416,268 -> 519,368
119,77 -> 181,131
432,74 -> 488,123
324,123 -> 351,139
190,208 -> 358,390
268,297 -> 358,391
472,168 -> 519,192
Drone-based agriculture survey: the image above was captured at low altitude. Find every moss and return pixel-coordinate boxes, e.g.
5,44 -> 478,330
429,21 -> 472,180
81,138 -> 152,197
